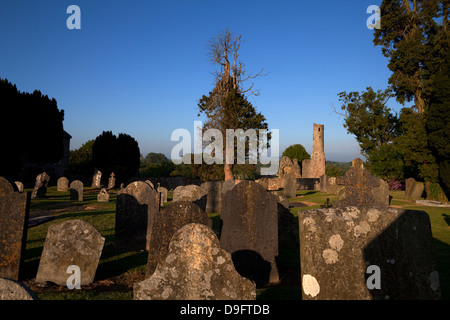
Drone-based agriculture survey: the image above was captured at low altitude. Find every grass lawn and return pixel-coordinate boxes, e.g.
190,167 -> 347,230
20,187 -> 450,300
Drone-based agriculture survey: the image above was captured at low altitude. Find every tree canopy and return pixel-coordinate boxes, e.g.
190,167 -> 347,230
281,144 -> 310,167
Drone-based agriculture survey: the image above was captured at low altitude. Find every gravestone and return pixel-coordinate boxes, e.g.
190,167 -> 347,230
14,181 -> 24,193
334,158 -> 389,207
146,201 -> 212,277
157,185 -> 168,206
298,207 -> 441,300
0,278 -> 38,300
220,181 -> 279,286
283,175 -> 296,198
0,177 -> 30,280
201,181 -> 223,213
277,203 -> 297,249
135,223 -> 256,300
91,169 -> 102,188
97,188 -> 109,202
57,177 -> 69,192
36,219 -> 105,286
320,174 -> 328,193
172,185 -> 207,211
115,181 -> 158,250
145,180 -> 155,190
108,173 -> 116,189
70,180 -> 84,201
31,172 -> 50,198
405,178 -> 424,201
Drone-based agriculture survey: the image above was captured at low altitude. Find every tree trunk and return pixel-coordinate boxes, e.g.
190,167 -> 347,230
224,163 -> 234,181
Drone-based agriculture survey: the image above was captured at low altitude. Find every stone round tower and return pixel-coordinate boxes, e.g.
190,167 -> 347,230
312,123 -> 325,178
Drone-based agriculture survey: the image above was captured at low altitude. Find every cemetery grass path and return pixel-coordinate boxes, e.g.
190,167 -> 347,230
21,188 -> 450,300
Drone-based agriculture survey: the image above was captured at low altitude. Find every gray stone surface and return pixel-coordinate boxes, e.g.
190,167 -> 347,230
57,177 -> 69,192
405,178 -> 424,201
200,181 -> 223,213
334,158 -> 389,207
31,172 -> 50,198
91,169 -> 102,188
283,175 -> 296,198
69,180 -> 83,201
134,223 -> 256,300
277,156 -> 301,179
115,181 -> 159,250
173,184 -> 207,211
97,188 -> 110,202
146,201 -> 212,277
298,206 -> 441,300
0,177 -> 30,280
0,278 -> 38,300
35,219 -> 105,286
220,181 -> 279,286
157,185 -> 168,206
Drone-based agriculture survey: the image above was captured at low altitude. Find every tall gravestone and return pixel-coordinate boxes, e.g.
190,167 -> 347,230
91,169 -> 102,188
36,219 -> 105,286
115,181 -> 158,250
334,158 -> 389,207
135,223 -> 256,300
70,180 -> 84,201
146,201 -> 212,277
298,207 -> 441,300
157,185 -> 168,206
108,173 -> 116,189
405,178 -> 424,201
283,175 -> 296,198
57,177 -> 69,192
201,181 -> 223,214
0,177 -> 30,280
31,172 -> 50,198
220,181 -> 279,286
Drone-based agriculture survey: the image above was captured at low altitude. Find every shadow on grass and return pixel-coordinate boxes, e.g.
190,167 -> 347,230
95,247 -> 148,281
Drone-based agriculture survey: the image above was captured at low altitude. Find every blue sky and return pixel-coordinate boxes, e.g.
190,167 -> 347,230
0,0 -> 407,162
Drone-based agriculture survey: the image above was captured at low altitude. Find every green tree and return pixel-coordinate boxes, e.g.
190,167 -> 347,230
336,87 -> 402,179
198,29 -> 269,180
325,164 -> 344,177
0,78 -> 65,178
282,144 -> 310,168
68,140 -> 94,177
373,0 -> 448,113
92,131 -> 140,184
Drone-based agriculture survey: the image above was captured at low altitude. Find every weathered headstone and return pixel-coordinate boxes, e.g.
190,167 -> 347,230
97,188 -> 110,202
0,278 -> 38,300
14,181 -> 24,193
108,172 -> 116,189
31,172 -> 50,198
0,177 -> 30,280
298,207 -> 441,300
91,169 -> 102,188
283,175 -> 296,198
145,180 -> 155,190
157,185 -> 168,206
69,180 -> 84,201
36,219 -> 105,286
172,185 -> 207,211
115,181 -> 158,250
135,223 -> 256,300
334,158 -> 389,207
57,177 -> 69,192
146,201 -> 212,277
405,178 -> 424,201
319,174 -> 328,193
220,181 -> 279,286
201,181 -> 223,213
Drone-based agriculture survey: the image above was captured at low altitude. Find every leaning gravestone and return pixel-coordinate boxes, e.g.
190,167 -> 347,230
91,169 -> 102,188
0,278 -> 38,300
173,185 -> 207,211
35,219 -> 105,286
14,181 -> 24,193
97,188 -> 109,202
283,175 -> 296,198
115,181 -> 159,250
0,177 -> 30,280
405,178 -> 424,201
31,172 -> 50,198
220,181 -> 279,286
298,207 -> 441,300
146,201 -> 212,277
57,177 -> 69,192
108,173 -> 116,189
70,180 -> 84,201
135,223 -> 256,300
334,158 -> 389,207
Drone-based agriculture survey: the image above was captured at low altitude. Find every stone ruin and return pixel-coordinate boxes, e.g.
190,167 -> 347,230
277,156 -> 301,179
